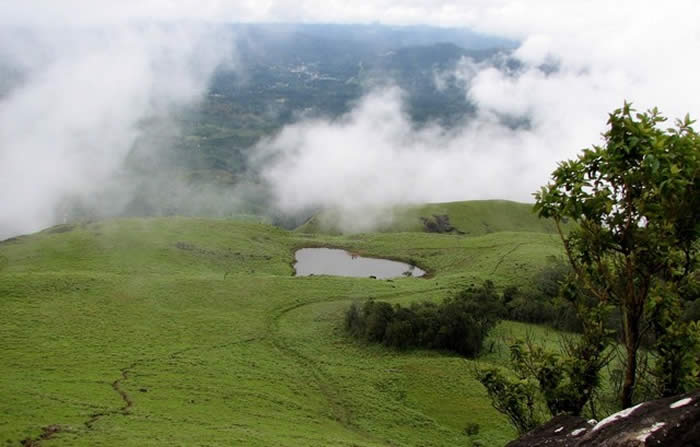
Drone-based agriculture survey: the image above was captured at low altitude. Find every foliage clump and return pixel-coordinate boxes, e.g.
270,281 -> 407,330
476,367 -> 541,434
421,214 -> 460,233
477,290 -> 614,433
345,281 -> 503,357
534,103 -> 699,408
501,258 -> 585,332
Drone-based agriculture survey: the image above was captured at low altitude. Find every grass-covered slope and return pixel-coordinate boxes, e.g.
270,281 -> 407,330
295,200 -> 562,236
0,216 -> 564,446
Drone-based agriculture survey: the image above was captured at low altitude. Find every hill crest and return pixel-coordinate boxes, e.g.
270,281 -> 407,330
295,200 -> 562,236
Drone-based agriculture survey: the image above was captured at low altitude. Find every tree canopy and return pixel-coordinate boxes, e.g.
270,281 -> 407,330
534,103 -> 699,408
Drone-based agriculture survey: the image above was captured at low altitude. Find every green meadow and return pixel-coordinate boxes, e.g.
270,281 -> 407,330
0,201 -> 567,446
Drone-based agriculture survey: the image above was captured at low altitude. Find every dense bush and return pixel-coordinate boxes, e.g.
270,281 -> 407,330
345,281 -> 504,357
477,302 -> 615,432
501,259 -> 585,333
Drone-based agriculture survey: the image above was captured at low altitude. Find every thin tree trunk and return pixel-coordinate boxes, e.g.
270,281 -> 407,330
621,309 -> 640,408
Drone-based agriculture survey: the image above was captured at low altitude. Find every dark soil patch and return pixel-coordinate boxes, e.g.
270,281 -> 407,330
20,424 -> 64,446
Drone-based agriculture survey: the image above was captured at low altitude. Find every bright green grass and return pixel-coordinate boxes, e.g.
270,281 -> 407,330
0,217 -> 565,446
296,200 -> 565,236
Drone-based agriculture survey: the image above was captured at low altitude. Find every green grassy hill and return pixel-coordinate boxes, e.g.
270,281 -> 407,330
296,200 -> 562,236
0,213 -> 565,446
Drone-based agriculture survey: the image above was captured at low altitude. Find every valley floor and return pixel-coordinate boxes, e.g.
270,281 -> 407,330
0,217 -> 565,446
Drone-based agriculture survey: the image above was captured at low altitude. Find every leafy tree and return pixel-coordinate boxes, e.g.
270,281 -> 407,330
647,282 -> 700,397
534,103 -> 699,408
364,300 -> 395,343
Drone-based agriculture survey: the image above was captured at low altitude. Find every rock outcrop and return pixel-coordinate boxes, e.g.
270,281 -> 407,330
506,389 -> 700,447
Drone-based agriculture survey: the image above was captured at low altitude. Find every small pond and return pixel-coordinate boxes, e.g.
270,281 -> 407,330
294,248 -> 425,279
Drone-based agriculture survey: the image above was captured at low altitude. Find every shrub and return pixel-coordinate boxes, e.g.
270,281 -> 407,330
344,282 -> 503,357
475,368 -> 541,434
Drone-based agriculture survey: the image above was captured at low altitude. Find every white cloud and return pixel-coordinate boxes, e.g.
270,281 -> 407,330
2,1 -> 699,234
258,87 -> 567,210
4,0 -> 697,34
0,24 -> 232,238
252,1 -> 700,230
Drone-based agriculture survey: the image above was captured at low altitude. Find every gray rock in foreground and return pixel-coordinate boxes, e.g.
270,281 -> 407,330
506,389 -> 700,447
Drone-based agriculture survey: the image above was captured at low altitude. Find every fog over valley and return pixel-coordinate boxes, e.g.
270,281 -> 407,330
1,1 -> 699,238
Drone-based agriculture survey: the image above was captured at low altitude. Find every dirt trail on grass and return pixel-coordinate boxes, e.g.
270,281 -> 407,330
20,361 -> 139,446
84,362 -> 138,429
266,286 -> 453,444
113,368 -> 134,413
491,242 -> 527,275
20,425 -> 63,447
18,283 -> 443,447
267,298 -> 373,442
20,336 -> 260,446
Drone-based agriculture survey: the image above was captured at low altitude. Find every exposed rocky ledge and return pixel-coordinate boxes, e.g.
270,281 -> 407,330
506,389 -> 699,447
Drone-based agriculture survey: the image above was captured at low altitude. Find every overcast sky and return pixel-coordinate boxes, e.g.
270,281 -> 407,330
2,0 -> 696,34
2,1 -> 699,235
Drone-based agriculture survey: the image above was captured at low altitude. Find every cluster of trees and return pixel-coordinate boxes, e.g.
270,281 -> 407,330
345,281 -> 503,357
504,257 -> 699,340
500,260 -> 583,332
478,104 -> 699,433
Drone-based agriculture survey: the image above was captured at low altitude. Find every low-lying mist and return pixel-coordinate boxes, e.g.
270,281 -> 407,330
2,1 -> 699,238
254,11 -> 700,233
0,23 -> 237,239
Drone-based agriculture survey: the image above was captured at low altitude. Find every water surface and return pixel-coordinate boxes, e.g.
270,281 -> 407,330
294,248 -> 425,279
